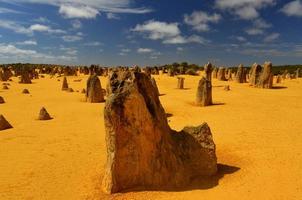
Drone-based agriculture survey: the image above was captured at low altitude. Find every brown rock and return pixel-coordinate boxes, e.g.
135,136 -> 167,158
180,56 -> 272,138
212,68 -> 218,79
276,75 -> 282,84
257,62 -> 273,89
86,75 -> 105,103
67,88 -> 74,93
217,67 -> 227,81
224,85 -> 230,91
249,63 -> 262,86
81,89 -> 86,94
235,64 -> 247,83
102,72 -> 217,194
2,85 -> 9,90
22,89 -> 30,94
19,70 -> 32,84
196,77 -> 212,106
177,77 -> 185,89
0,96 -> 5,104
38,107 -> 52,120
0,115 -> 13,131
151,77 -> 160,96
62,77 -> 68,91
204,62 -> 213,81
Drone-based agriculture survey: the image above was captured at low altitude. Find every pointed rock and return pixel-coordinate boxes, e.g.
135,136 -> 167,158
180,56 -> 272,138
38,107 -> 52,120
22,89 -> 30,94
62,77 -> 68,91
0,96 -> 5,104
0,115 -> 13,131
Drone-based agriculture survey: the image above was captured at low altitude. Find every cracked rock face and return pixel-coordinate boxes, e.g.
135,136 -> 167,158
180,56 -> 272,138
102,71 -> 217,194
257,62 -> 273,89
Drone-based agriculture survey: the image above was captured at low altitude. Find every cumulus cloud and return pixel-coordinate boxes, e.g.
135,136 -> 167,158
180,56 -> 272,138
281,0 -> 302,17
184,11 -> 221,32
132,20 -> 207,44
236,36 -> 247,42
215,0 -> 276,20
59,4 -> 99,19
84,41 -> 102,46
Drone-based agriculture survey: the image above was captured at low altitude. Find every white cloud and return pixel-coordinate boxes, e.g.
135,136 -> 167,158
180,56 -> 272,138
0,43 -> 77,62
0,19 -> 32,35
29,24 -> 66,34
215,0 -> 275,20
9,0 -> 153,19
281,0 -> 302,17
236,36 -> 246,42
245,19 -> 271,35
163,35 -> 208,44
137,48 -> 153,53
132,20 -> 180,40
132,20 -> 206,44
263,33 -> 280,42
59,4 -> 99,19
62,35 -> 82,42
177,47 -> 184,51
121,48 -> 131,53
184,11 -> 221,32
71,20 -> 82,29
246,28 -> 264,35
0,7 -> 24,14
106,13 -> 120,19
84,41 -> 102,46
16,40 -> 37,45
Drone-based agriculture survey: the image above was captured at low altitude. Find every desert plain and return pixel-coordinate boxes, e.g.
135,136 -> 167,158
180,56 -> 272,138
0,72 -> 302,200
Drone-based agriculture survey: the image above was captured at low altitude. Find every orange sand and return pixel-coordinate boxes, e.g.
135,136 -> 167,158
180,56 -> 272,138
0,74 -> 301,200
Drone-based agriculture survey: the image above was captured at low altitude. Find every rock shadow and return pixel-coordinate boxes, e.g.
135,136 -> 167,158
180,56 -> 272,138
271,86 -> 287,89
120,163 -> 240,193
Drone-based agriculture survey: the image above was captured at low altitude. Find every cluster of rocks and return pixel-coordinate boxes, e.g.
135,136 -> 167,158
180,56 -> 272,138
249,62 -> 273,89
102,70 -> 217,193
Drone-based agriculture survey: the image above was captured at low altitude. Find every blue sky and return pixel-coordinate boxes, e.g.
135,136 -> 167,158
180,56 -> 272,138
0,0 -> 301,66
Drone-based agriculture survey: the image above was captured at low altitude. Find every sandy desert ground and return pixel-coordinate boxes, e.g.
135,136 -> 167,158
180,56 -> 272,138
0,73 -> 301,200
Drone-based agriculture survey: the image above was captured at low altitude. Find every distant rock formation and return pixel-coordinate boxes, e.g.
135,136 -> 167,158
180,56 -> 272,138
227,69 -> 233,81
2,85 -> 9,90
249,63 -> 262,86
257,62 -> 273,89
212,68 -> 218,79
224,85 -> 230,91
62,77 -> 68,91
102,71 -> 217,194
235,64 -> 247,83
19,68 -> 32,84
0,115 -> 13,131
86,75 -> 105,103
196,77 -> 212,106
22,89 -> 30,94
276,75 -> 282,84
151,77 -> 160,96
177,77 -> 185,89
204,62 -> 213,81
38,107 -> 52,120
217,67 -> 227,81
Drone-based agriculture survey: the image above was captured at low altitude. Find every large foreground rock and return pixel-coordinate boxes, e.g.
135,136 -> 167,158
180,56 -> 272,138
0,115 -> 13,131
196,77 -> 212,106
102,71 -> 217,194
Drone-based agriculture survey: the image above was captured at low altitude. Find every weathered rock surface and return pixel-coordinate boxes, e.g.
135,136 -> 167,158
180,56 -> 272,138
38,107 -> 52,120
257,62 -> 273,89
22,89 -> 30,94
86,75 -> 105,103
62,77 -> 68,91
204,62 -> 213,81
102,71 -> 217,194
151,77 -> 160,96
177,77 -> 185,89
217,67 -> 227,81
0,115 -> 13,131
235,64 -> 247,83
249,63 -> 262,86
196,77 -> 212,106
